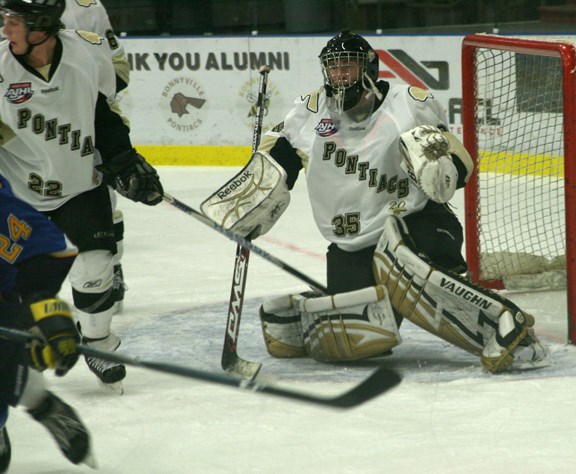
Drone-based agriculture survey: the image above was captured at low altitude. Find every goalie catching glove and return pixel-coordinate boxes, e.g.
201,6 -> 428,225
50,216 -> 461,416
399,125 -> 458,203
27,298 -> 80,376
97,149 -> 164,205
201,151 -> 290,238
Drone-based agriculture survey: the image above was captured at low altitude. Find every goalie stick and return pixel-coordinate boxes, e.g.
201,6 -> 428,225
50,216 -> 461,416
162,194 -> 327,292
221,64 -> 270,380
0,326 -> 401,409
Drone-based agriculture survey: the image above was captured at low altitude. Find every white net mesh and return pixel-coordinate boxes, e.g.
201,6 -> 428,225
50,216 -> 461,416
472,40 -> 567,288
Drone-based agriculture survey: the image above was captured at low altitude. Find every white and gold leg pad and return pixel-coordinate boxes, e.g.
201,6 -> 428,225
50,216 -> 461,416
373,215 -> 548,373
260,286 -> 401,362
260,294 -> 306,358
481,311 -> 548,373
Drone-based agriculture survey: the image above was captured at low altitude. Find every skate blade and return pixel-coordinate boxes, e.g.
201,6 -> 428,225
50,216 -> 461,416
97,379 -> 124,395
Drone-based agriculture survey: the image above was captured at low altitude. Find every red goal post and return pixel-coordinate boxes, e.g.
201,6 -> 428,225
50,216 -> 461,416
461,34 -> 576,344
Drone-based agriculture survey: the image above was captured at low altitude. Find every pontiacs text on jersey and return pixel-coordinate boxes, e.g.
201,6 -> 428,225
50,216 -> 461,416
3,82 -> 95,157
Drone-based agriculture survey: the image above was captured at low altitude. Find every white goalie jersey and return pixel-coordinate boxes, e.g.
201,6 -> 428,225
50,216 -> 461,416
0,30 -> 117,211
263,84 -> 450,252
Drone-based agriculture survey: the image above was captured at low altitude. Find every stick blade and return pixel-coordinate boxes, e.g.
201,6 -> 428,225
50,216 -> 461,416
255,366 -> 402,409
327,367 -> 402,408
222,352 -> 262,381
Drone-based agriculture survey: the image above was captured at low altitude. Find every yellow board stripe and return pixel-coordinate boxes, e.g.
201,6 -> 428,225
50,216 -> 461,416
137,146 -> 565,178
478,151 -> 564,178
134,145 -> 252,166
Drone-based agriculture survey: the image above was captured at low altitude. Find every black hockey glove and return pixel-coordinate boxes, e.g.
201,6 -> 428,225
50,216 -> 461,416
98,149 -> 164,205
27,298 -> 80,376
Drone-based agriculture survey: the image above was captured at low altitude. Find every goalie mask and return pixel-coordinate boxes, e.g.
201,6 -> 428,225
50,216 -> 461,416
320,30 -> 381,113
0,0 -> 64,35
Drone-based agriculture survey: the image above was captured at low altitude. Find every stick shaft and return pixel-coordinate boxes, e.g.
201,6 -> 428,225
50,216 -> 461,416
163,193 -> 327,292
0,326 -> 401,408
222,65 -> 270,378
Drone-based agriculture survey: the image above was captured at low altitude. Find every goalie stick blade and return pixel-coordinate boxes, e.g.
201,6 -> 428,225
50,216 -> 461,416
222,351 -> 262,381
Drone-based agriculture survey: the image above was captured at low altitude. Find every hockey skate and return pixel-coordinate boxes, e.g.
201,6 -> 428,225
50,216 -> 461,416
83,333 -> 126,394
0,426 -> 10,474
112,264 -> 127,314
481,311 -> 549,373
27,392 -> 95,468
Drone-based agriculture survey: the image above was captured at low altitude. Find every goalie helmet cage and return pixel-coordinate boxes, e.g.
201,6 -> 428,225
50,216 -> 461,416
461,33 -> 576,344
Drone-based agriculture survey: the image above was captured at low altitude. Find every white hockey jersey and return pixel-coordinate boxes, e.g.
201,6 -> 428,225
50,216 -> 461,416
61,0 -> 129,86
62,0 -> 116,37
265,84 -> 449,252
0,30 -> 117,211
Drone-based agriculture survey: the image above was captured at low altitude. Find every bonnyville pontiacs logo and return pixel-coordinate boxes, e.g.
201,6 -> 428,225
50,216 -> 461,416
237,75 -> 283,132
161,77 -> 206,133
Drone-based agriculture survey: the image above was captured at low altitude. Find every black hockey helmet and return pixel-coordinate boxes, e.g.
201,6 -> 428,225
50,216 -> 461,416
0,0 -> 64,35
319,30 -> 380,111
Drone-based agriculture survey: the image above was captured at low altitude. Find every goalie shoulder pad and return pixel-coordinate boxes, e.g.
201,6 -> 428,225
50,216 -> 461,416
201,151 -> 290,238
399,125 -> 457,203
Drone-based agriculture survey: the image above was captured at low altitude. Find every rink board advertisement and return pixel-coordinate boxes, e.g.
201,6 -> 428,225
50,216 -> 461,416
121,35 -> 465,165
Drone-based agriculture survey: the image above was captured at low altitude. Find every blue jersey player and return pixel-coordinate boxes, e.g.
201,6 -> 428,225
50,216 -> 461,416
0,174 -> 93,471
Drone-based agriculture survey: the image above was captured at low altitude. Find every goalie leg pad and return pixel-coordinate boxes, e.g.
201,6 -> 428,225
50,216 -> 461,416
374,216 -> 510,353
295,286 -> 401,362
373,216 -> 501,354
481,311 -> 548,373
373,216 -> 548,371
260,295 -> 306,358
201,151 -> 290,238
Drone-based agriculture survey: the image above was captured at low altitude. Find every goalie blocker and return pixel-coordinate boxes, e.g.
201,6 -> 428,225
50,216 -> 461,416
201,151 -> 290,239
259,215 -> 547,373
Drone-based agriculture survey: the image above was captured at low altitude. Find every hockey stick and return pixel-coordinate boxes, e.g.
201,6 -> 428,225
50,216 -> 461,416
221,64 -> 270,380
0,326 -> 401,408
163,193 -> 326,292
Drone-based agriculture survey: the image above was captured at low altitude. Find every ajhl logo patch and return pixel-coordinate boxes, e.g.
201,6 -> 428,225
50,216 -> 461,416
4,82 -> 34,104
315,118 -> 338,137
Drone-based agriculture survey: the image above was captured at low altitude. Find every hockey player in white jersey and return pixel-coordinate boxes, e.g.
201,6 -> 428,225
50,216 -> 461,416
0,0 -> 164,390
61,0 -> 130,312
61,0 -> 129,90
203,31 -> 547,373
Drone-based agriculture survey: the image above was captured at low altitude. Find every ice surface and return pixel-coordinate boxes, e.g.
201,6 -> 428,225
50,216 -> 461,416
5,167 -> 576,473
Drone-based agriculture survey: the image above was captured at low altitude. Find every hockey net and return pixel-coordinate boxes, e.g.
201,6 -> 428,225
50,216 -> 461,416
462,34 -> 576,343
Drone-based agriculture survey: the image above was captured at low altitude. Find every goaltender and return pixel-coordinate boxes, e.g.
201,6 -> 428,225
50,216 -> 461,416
202,31 -> 548,373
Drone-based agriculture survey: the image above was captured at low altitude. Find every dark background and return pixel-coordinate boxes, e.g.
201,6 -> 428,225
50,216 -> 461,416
100,0 -> 576,36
